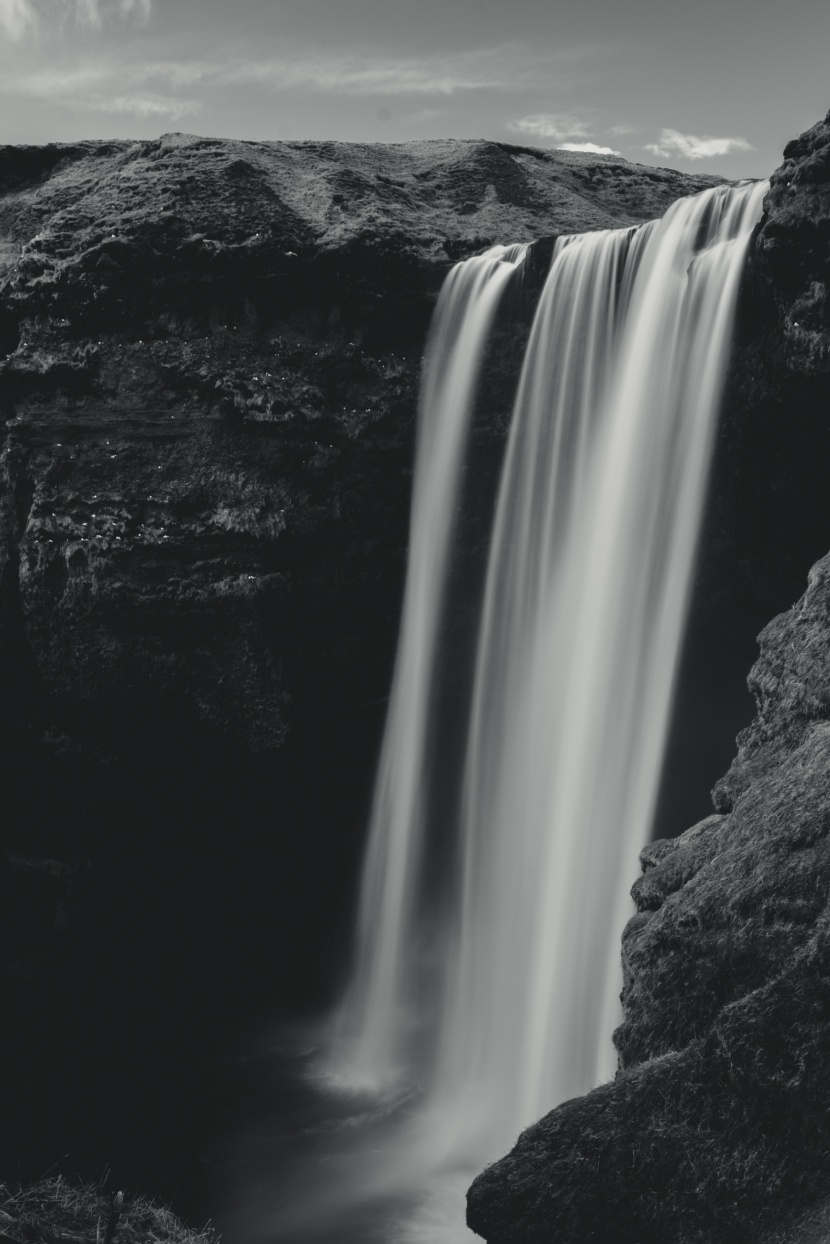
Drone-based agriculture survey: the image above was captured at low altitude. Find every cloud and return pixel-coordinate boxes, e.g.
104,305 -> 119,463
558,141 -> 622,156
405,108 -> 445,125
1,42 -> 612,129
76,0 -> 152,28
508,115 -> 623,155
227,58 -> 490,95
0,0 -> 150,39
81,92 -> 200,118
0,0 -> 35,39
6,51 -> 518,110
212,47 -> 552,96
645,128 -> 754,161
507,112 -> 591,142
5,61 -> 199,118
9,45 -> 583,109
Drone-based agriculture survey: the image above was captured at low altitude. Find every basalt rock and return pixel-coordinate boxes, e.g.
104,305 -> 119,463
468,109 -> 830,1244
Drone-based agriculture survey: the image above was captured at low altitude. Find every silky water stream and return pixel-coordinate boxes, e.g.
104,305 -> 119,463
221,180 -> 767,1244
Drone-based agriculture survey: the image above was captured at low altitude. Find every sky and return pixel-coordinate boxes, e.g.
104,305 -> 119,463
0,0 -> 828,179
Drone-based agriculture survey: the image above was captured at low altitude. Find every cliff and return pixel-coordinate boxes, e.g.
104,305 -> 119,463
0,133 -> 719,767
468,109 -> 830,1244
0,135 -> 721,1190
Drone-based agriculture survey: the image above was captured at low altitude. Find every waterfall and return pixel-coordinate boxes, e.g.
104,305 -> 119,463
329,179 -> 767,1177
427,178 -> 769,1167
331,243 -> 529,1090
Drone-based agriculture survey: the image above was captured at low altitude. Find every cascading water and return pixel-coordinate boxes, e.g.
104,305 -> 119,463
427,179 -> 769,1169
426,223 -> 646,1160
331,243 -> 530,1090
317,178 -> 767,1238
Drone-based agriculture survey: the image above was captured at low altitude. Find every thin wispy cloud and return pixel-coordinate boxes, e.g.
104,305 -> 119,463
3,59 -> 200,117
645,128 -> 754,161
559,141 -> 622,156
0,0 -> 36,38
2,55 -> 503,121
208,45 -> 592,97
75,0 -> 151,29
220,54 -> 505,96
507,113 -> 591,142
0,0 -> 150,40
81,91 -> 200,118
405,108 -> 445,125
3,44 -> 604,120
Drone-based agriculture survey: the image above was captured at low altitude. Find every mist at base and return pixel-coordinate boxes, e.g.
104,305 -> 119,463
217,1022 -> 479,1244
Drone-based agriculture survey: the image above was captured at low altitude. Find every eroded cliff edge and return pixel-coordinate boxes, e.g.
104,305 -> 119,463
468,109 -> 830,1244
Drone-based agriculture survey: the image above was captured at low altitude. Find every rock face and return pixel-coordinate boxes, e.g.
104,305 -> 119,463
0,135 -> 716,770
0,134 -> 721,1188
468,110 -> 830,1244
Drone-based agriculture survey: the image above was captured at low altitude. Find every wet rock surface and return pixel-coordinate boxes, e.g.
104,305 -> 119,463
468,110 -> 830,1244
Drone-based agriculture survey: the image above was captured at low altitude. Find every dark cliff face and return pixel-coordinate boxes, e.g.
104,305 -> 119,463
0,135 -> 718,777
468,110 -> 830,1244
0,134 -> 721,1186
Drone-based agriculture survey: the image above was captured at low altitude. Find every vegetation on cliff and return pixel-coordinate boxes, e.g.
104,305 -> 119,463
0,1178 -> 218,1244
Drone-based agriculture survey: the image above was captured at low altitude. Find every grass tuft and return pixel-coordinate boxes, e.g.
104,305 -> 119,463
0,1177 -> 220,1244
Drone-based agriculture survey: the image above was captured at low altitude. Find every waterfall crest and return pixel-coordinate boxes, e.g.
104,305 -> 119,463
330,180 -> 767,1173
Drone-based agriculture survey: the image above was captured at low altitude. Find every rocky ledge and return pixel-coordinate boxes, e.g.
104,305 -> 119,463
468,110 -> 830,1244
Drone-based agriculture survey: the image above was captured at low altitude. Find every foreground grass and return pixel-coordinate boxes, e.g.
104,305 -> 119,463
0,1177 -> 220,1244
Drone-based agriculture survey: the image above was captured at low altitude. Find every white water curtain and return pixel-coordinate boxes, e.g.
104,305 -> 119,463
332,181 -> 768,1178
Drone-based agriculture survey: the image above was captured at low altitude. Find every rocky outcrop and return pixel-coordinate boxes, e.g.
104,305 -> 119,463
468,110 -> 830,1244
